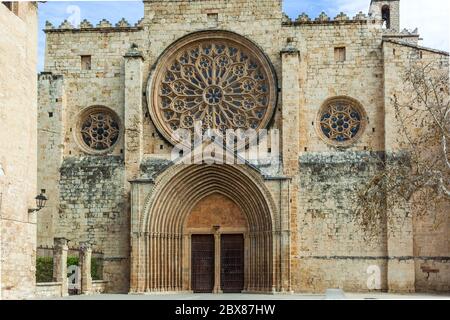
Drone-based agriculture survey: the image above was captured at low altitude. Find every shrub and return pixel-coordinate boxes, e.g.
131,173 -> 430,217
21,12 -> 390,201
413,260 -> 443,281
36,256 -> 102,282
36,257 -> 53,283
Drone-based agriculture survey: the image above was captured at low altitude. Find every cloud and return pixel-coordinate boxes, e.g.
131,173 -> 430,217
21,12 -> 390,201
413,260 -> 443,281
401,0 -> 449,52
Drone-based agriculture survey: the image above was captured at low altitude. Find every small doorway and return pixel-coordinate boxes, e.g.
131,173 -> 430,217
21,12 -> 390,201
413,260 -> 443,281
221,234 -> 245,293
191,235 -> 215,293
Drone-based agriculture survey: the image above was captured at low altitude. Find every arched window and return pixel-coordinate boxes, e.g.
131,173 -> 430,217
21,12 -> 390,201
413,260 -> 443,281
382,5 -> 391,29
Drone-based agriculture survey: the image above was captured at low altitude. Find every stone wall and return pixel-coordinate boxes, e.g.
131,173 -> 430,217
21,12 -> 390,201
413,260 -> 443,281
92,280 -> 108,294
35,282 -> 63,299
57,156 -> 128,292
295,152 -> 387,292
282,18 -> 385,154
383,41 -> 450,292
37,0 -> 449,294
0,2 -> 38,300
42,27 -> 143,158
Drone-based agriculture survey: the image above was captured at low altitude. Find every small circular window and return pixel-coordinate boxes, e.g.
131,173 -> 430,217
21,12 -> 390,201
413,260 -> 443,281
317,97 -> 367,147
77,107 -> 120,153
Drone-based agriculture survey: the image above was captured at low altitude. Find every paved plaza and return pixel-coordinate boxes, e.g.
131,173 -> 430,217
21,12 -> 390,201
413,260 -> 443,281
52,292 -> 450,300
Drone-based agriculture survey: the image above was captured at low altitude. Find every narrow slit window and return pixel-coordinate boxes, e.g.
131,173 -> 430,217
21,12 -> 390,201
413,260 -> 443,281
334,47 -> 346,62
81,55 -> 91,70
382,5 -> 391,29
207,13 -> 218,26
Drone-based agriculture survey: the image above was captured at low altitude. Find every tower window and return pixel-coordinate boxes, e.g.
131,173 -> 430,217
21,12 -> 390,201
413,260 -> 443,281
81,55 -> 91,70
382,5 -> 391,29
334,47 -> 346,62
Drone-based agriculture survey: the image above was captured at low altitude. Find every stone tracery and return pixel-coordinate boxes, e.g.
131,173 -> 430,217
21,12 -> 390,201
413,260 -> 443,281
149,32 -> 277,145
78,107 -> 120,152
318,97 -> 366,146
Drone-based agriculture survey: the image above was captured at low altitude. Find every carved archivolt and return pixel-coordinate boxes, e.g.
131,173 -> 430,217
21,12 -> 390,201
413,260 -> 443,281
317,96 -> 367,147
130,164 -> 283,293
148,31 -> 277,145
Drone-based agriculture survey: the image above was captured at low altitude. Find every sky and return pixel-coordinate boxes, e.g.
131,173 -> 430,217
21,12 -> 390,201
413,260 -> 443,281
37,0 -> 450,71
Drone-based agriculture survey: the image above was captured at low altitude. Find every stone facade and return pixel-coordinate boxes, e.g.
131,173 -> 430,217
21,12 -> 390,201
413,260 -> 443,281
37,0 -> 449,294
0,2 -> 38,300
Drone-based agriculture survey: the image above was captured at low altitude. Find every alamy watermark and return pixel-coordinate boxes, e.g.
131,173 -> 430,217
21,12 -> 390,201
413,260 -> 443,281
170,121 -> 280,165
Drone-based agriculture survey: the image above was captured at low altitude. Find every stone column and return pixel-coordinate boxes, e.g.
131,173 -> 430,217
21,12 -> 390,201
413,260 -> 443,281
280,46 -> 300,293
382,43 -> 415,293
37,73 -> 65,247
79,242 -> 93,295
183,234 -> 191,292
125,44 -> 144,294
386,174 -> 415,292
281,46 -> 301,176
52,237 -> 69,297
213,230 -> 222,294
124,44 -> 144,181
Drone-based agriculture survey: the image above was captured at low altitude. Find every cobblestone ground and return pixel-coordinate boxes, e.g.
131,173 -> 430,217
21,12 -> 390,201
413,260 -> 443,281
47,292 -> 450,300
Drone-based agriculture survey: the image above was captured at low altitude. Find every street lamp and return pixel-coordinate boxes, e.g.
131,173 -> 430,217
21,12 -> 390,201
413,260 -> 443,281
28,191 -> 48,213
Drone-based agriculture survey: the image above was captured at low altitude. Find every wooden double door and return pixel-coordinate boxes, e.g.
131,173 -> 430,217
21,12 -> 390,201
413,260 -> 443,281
191,234 -> 244,293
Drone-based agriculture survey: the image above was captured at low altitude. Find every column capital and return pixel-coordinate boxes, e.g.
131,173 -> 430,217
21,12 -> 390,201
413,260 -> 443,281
54,237 -> 69,248
124,43 -> 144,60
80,242 -> 92,252
280,45 -> 300,56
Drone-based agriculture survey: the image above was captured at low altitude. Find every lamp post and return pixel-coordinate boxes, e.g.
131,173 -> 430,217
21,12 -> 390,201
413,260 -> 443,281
28,191 -> 48,213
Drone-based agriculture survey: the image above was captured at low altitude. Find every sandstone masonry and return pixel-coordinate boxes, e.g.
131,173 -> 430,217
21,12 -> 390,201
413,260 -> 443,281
0,2 -> 38,300
37,0 -> 449,294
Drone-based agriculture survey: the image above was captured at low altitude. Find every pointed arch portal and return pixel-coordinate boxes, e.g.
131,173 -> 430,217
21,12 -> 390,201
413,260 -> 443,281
130,164 -> 289,293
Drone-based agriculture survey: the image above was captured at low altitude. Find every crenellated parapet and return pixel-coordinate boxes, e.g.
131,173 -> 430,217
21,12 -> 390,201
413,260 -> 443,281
96,18 -> 113,28
115,18 -> 130,28
44,18 -> 143,33
382,27 -> 421,45
38,71 -> 63,82
384,28 -> 419,37
80,19 -> 93,28
282,11 -> 380,26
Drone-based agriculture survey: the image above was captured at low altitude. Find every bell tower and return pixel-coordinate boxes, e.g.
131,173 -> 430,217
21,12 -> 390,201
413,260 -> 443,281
369,0 -> 400,32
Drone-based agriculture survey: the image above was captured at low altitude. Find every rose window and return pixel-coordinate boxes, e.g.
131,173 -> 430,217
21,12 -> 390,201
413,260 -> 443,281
148,32 -> 277,145
317,98 -> 367,146
78,108 -> 120,152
